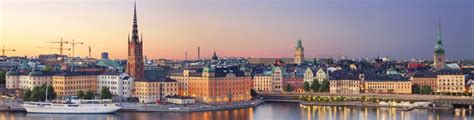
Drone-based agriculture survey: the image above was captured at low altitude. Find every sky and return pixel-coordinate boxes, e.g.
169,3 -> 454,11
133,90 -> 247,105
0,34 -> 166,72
1,0 -> 473,60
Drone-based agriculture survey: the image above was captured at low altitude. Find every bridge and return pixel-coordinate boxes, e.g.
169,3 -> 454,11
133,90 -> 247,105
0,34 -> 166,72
260,93 -> 474,109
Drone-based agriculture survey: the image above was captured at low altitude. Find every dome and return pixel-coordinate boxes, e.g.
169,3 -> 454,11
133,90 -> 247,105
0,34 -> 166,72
28,68 -> 43,76
203,66 -> 215,73
6,68 -> 19,76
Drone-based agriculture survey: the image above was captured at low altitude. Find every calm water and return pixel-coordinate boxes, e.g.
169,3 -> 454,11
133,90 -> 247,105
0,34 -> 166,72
1,102 -> 474,120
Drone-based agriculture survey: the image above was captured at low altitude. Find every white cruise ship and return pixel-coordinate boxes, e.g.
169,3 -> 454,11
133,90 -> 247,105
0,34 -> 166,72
22,99 -> 121,114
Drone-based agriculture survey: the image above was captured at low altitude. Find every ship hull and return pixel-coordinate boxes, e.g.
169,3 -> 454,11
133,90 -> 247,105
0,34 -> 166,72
23,103 -> 121,114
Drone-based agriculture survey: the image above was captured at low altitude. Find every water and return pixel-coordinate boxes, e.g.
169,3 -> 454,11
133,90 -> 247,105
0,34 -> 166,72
1,102 -> 473,120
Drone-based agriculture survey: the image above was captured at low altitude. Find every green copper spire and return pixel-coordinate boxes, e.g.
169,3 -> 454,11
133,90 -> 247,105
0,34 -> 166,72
434,21 -> 445,55
296,38 -> 303,48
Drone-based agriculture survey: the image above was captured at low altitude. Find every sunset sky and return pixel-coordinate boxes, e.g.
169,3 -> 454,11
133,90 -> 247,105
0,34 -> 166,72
1,0 -> 473,60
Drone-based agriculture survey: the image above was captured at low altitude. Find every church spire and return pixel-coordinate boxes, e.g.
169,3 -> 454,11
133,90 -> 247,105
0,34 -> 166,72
434,18 -> 444,55
296,38 -> 302,48
131,1 -> 140,43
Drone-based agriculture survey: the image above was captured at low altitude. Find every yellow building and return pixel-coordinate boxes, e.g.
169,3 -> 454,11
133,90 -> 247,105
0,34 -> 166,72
173,66 -> 252,104
253,74 -> 273,92
436,70 -> 466,93
133,78 -> 179,103
52,72 -> 101,96
363,76 -> 411,94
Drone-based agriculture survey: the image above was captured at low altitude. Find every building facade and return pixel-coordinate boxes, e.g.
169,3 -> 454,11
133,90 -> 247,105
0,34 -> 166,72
133,78 -> 179,103
303,68 -> 315,84
436,70 -> 465,93
97,73 -> 134,98
253,74 -> 273,92
52,72 -> 101,96
411,71 -> 437,91
329,74 -> 361,94
6,68 -> 53,90
363,76 -> 412,94
184,66 -> 252,104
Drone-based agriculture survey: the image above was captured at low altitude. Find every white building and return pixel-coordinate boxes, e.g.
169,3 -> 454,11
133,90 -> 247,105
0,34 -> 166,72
303,68 -> 315,84
97,73 -> 134,98
315,68 -> 327,82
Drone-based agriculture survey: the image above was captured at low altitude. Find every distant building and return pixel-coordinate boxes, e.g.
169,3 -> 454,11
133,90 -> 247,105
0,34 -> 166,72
433,23 -> 446,70
436,69 -> 465,93
101,52 -> 109,60
294,39 -> 304,65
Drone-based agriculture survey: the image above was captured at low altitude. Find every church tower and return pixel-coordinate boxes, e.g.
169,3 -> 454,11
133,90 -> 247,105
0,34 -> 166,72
433,22 -> 445,70
294,38 -> 304,65
127,2 -> 144,80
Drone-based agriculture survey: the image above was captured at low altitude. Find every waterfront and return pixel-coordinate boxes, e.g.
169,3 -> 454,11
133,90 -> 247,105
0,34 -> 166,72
1,102 -> 474,120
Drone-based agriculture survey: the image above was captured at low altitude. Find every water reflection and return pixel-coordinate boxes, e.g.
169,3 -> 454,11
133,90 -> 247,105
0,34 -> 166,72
1,102 -> 473,120
300,104 -> 474,120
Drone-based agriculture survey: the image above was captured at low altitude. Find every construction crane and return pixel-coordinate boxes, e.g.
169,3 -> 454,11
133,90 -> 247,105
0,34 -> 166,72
69,39 -> 84,57
45,37 -> 68,55
37,47 -> 71,55
1,45 -> 15,56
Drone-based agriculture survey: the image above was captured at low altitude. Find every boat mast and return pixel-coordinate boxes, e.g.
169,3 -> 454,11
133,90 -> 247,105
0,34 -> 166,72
45,82 -> 49,102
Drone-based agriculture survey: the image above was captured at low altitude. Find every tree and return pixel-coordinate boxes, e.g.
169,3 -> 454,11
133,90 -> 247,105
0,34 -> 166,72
77,90 -> 85,99
0,71 -> 5,85
412,84 -> 420,94
22,89 -> 32,101
319,80 -> 330,92
303,81 -> 311,92
421,85 -> 433,94
42,65 -> 54,72
311,80 -> 320,92
27,84 -> 56,102
100,87 -> 112,99
250,89 -> 257,99
29,86 -> 42,101
84,90 -> 95,99
284,84 -> 293,92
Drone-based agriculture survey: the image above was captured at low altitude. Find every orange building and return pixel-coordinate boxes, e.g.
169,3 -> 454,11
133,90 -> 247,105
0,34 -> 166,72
175,66 -> 252,104
52,72 -> 101,96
